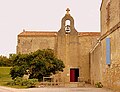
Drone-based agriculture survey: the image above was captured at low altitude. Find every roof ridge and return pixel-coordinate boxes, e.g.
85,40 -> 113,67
18,31 -> 100,37
23,31 -> 57,32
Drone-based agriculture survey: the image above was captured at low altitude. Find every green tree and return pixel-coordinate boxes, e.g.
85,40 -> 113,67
0,55 -> 12,66
10,49 -> 65,81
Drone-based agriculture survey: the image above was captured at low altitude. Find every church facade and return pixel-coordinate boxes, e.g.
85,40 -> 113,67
17,8 -> 100,83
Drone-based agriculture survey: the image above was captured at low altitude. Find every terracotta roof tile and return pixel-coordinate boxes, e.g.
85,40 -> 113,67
18,31 -> 100,37
78,32 -> 100,36
18,31 -> 57,37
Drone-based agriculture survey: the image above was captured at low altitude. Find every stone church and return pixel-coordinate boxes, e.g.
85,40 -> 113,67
17,0 -> 120,90
17,8 -> 100,83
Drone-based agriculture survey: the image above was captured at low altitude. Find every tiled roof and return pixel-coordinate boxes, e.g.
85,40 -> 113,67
18,31 -> 57,37
78,32 -> 100,36
18,31 -> 100,37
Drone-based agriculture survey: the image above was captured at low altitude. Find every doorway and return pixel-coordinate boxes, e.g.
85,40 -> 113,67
70,68 -> 79,82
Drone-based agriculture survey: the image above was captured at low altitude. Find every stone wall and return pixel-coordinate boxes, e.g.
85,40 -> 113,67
90,0 -> 120,90
90,29 -> 120,90
79,35 -> 100,83
100,0 -> 120,35
17,36 -> 57,54
90,43 -> 102,85
102,29 -> 120,90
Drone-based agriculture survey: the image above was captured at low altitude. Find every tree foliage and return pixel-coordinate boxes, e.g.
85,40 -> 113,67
0,55 -> 12,66
10,49 -> 65,81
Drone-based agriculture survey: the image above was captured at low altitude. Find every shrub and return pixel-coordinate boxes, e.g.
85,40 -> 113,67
95,82 -> 103,88
7,77 -> 38,88
7,80 -> 15,86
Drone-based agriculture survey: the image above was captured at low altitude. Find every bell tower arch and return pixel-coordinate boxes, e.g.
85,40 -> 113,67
58,8 -> 78,35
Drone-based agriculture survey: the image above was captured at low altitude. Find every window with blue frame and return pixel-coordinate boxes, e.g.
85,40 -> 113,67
106,38 -> 111,65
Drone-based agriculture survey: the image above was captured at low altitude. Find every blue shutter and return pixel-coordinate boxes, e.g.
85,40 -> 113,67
106,38 -> 111,65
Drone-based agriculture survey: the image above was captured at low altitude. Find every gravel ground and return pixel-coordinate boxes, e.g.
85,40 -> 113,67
0,86 -> 117,92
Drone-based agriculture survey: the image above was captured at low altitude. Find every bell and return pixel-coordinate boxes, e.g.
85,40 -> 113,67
65,25 -> 70,33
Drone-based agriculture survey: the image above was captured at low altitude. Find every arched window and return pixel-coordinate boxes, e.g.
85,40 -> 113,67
65,20 -> 70,26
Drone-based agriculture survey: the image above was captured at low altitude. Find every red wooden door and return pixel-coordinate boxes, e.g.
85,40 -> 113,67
70,69 -> 75,82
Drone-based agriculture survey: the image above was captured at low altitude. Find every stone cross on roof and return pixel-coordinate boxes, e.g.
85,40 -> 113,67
66,8 -> 70,14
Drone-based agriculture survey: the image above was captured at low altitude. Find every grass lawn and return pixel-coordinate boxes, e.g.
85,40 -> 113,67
0,67 -> 37,88
0,67 -> 12,86
0,67 -> 39,88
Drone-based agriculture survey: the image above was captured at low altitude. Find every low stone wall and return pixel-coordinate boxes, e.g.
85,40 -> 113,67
39,82 -> 85,87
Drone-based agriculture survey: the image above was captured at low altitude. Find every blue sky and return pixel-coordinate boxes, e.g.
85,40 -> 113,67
0,0 -> 102,56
